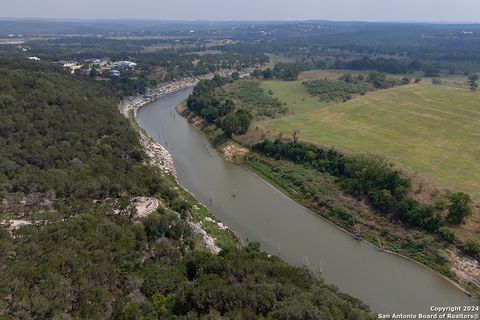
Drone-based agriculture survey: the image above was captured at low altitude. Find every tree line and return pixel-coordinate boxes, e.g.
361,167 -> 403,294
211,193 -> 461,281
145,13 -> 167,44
252,139 -> 476,257
252,62 -> 318,81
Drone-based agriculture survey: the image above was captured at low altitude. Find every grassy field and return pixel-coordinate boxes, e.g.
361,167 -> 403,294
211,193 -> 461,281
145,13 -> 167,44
260,79 -> 480,198
262,80 -> 332,114
298,69 -> 470,89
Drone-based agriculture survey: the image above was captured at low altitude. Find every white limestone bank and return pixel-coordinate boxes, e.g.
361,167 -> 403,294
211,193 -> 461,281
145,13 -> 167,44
118,74 -> 239,254
119,70 -> 244,173
119,77 -> 206,174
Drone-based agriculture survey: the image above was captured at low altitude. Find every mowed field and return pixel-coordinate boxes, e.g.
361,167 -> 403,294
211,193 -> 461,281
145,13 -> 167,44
260,79 -> 480,198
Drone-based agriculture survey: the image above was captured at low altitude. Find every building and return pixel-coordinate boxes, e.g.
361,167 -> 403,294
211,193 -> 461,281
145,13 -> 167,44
111,61 -> 137,69
58,60 -> 83,74
109,70 -> 121,77
27,56 -> 40,61
86,58 -> 101,65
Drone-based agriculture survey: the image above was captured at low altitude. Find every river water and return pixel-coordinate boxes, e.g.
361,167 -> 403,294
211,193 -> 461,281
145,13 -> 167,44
137,88 -> 478,314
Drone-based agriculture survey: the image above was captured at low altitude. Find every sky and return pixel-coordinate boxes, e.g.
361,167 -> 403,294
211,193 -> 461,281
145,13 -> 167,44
2,0 -> 480,23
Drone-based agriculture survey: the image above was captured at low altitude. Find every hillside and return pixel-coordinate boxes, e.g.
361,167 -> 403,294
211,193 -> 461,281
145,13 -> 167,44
0,58 -> 374,319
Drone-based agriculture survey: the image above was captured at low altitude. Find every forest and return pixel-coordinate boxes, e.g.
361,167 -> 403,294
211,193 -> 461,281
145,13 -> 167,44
0,56 -> 375,319
0,56 -> 160,216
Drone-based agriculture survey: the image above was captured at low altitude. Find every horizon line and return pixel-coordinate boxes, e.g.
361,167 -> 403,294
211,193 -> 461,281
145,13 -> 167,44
1,17 -> 480,25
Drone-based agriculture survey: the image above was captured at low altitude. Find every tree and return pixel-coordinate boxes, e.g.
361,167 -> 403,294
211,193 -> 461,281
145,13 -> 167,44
220,99 -> 235,116
221,114 -> 239,137
235,109 -> 252,134
462,239 -> 480,257
340,73 -> 354,83
467,73 -> 479,92
89,66 -> 98,78
252,69 -> 262,78
367,72 -> 388,88
220,110 -> 252,136
447,192 -> 473,224
273,63 -> 302,81
200,106 -> 219,123
231,72 -> 240,81
262,68 -> 273,79
292,130 -> 300,143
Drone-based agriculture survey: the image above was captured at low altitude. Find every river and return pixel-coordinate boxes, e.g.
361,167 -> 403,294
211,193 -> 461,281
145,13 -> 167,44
137,88 -> 478,314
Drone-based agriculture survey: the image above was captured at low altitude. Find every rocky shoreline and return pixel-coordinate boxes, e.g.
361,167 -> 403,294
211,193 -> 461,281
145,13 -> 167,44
119,76 -> 207,174
118,71 -> 245,254
119,70 -> 245,174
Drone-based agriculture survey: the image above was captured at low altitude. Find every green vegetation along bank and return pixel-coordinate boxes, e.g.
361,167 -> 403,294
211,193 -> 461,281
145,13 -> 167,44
0,57 -> 375,319
182,73 -> 480,298
244,139 -> 480,297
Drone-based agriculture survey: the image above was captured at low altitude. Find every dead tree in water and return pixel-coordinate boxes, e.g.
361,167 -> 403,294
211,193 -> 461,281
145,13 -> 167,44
352,216 -> 362,240
376,236 -> 385,251
303,257 -> 325,277
302,256 -> 310,269
317,261 -> 325,275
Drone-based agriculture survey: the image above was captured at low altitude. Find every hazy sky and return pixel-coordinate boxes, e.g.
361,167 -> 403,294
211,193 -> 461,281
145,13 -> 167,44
2,0 -> 480,22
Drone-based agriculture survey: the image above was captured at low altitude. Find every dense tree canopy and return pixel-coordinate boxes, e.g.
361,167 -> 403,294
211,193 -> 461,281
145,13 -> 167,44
187,76 -> 254,136
0,56 -> 375,319
0,57 -> 162,215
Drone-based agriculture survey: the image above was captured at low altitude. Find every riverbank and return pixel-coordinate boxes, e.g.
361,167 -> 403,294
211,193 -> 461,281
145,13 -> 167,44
177,102 -> 480,299
136,87 -> 478,312
119,76 -> 213,174
243,153 -> 480,297
119,75 -> 242,254
176,103 -> 249,161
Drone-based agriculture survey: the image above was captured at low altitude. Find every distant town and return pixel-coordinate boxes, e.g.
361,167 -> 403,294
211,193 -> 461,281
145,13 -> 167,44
28,53 -> 137,77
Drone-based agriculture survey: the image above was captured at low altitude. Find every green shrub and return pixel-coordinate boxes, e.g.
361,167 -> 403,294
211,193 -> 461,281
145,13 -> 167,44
447,192 -> 473,225
462,239 -> 480,257
303,79 -> 369,102
438,226 -> 456,243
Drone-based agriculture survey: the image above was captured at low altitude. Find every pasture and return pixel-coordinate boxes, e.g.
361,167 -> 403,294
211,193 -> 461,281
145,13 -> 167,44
260,80 -> 480,197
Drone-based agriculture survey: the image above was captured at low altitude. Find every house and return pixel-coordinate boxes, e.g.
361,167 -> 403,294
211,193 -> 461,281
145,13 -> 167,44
109,70 -> 121,77
58,60 -> 83,74
27,56 -> 40,61
86,58 -> 101,65
59,60 -> 78,67
111,61 -> 137,69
